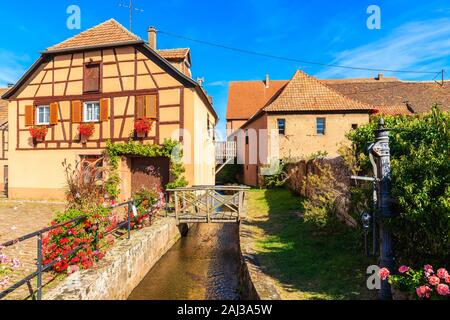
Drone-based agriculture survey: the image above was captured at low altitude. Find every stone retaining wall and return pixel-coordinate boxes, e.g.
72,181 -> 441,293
45,218 -> 187,300
238,221 -> 281,300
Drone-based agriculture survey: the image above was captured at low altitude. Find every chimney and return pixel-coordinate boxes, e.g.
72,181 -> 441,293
148,26 -> 157,50
265,74 -> 270,88
196,77 -> 205,87
377,73 -> 384,81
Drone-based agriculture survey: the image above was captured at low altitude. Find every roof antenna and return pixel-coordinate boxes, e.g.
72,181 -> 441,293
119,0 -> 144,32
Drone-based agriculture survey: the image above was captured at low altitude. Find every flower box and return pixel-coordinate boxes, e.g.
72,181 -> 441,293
29,126 -> 48,143
78,123 -> 95,144
134,117 -> 154,139
136,130 -> 147,138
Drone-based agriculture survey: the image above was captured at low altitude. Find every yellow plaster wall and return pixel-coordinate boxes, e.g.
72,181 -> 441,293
192,90 -> 216,186
267,113 -> 370,160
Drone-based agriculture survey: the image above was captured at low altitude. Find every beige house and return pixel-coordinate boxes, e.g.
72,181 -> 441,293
228,70 -> 381,186
226,69 -> 449,186
1,19 -> 218,200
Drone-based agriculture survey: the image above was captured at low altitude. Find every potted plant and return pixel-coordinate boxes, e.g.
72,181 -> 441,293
78,123 -> 95,144
134,117 -> 153,138
29,126 -> 48,143
379,265 -> 450,300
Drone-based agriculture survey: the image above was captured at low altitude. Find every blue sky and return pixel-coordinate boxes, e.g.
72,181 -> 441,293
1,0 -> 450,135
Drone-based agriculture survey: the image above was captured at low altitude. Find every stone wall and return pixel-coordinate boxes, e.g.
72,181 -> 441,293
238,220 -> 281,300
45,218 -> 188,300
286,157 -> 357,227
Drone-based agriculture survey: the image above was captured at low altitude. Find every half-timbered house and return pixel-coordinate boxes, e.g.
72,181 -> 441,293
1,19 -> 218,200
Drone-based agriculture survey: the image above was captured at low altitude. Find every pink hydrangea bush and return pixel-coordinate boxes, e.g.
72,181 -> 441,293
0,246 -> 21,290
385,264 -> 450,300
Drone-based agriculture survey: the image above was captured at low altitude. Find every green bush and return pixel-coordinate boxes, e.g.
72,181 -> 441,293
347,106 -> 450,266
262,160 -> 289,189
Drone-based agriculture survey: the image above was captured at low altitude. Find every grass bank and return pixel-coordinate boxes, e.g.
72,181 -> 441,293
245,188 -> 376,300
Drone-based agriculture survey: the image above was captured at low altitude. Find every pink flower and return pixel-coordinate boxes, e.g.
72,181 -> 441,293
379,267 -> 390,281
446,276 -> 450,284
436,284 -> 449,296
0,276 -> 9,289
67,265 -> 80,274
416,285 -> 432,299
398,265 -> 410,274
429,275 -> 440,286
424,264 -> 434,274
0,253 -> 7,264
11,258 -> 21,269
437,268 -> 449,279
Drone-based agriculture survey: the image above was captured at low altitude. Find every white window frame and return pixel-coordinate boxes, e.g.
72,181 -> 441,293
36,105 -> 50,125
83,101 -> 100,123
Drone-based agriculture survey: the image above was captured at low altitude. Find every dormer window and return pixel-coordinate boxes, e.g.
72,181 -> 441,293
83,63 -> 101,93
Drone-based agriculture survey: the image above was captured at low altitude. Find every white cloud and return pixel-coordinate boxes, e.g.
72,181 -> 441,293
0,50 -> 30,87
316,18 -> 450,80
205,80 -> 229,87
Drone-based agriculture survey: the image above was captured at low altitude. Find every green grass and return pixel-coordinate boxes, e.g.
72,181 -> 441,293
246,188 -> 377,300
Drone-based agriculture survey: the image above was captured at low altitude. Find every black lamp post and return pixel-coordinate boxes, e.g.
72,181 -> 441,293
371,118 -> 395,300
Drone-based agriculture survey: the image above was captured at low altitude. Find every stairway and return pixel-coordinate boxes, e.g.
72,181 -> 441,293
215,141 -> 237,174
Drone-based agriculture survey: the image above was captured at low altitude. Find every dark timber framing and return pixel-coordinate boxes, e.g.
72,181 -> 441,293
3,41 -> 218,152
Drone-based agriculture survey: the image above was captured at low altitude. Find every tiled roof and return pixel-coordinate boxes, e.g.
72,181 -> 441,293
46,19 -> 142,52
0,88 -> 9,124
157,48 -> 190,60
264,70 -> 373,112
323,79 -> 450,113
226,80 -> 288,120
374,104 -> 412,115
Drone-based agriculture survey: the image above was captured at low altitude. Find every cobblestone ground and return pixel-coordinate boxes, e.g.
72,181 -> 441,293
0,201 -> 66,300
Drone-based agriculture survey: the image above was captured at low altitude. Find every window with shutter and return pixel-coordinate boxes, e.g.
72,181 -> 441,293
25,105 -> 35,127
145,95 -> 157,119
36,106 -> 50,125
49,102 -> 59,125
136,95 -> 157,119
99,98 -> 109,122
136,96 -> 145,119
72,101 -> 83,123
83,63 -> 101,93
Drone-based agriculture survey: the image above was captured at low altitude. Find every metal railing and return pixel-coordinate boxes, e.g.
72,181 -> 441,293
0,200 -> 136,300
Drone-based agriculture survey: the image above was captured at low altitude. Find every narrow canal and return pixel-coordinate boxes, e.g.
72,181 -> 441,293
128,223 -> 241,300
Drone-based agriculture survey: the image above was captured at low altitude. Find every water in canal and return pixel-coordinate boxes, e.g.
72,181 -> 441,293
128,223 -> 240,300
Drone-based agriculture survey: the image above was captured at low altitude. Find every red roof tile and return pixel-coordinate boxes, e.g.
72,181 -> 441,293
264,70 -> 373,112
226,80 -> 288,120
46,19 -> 142,52
157,48 -> 190,60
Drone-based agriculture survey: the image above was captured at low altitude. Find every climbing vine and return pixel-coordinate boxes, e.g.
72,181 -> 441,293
104,139 -> 188,199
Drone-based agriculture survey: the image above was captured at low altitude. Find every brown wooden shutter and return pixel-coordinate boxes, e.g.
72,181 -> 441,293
99,98 -> 109,122
83,63 -> 100,93
72,101 -> 83,123
145,95 -> 157,119
136,96 -> 145,119
25,105 -> 35,127
49,102 -> 59,125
